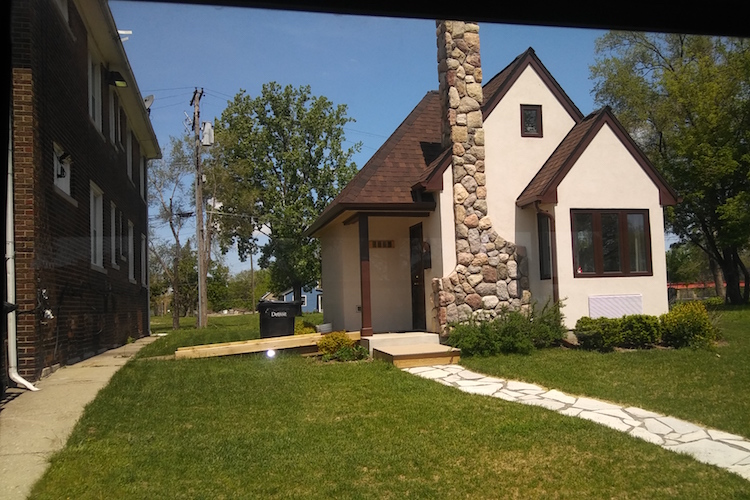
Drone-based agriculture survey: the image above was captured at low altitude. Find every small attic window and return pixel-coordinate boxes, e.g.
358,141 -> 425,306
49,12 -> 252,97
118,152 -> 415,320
521,104 -> 543,137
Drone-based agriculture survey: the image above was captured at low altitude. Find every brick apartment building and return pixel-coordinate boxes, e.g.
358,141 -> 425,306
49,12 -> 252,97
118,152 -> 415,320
7,0 -> 161,384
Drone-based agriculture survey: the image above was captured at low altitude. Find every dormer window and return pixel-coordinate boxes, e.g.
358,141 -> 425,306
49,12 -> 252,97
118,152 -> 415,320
521,104 -> 543,137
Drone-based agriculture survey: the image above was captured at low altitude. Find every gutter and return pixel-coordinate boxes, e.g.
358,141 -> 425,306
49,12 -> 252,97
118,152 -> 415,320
6,116 -> 39,392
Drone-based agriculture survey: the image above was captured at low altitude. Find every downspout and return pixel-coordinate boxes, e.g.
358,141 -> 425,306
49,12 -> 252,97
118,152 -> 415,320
6,116 -> 39,391
535,201 -> 559,304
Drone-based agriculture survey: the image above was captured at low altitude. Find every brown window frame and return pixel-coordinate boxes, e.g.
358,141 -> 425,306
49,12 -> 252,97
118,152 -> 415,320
570,209 -> 652,278
521,104 -> 543,137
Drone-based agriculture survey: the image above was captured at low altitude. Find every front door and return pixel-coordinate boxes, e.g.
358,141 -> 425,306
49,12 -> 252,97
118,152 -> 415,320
409,223 -> 426,331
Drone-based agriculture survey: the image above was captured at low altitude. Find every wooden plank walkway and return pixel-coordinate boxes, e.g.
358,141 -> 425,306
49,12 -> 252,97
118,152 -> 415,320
175,331 -> 361,360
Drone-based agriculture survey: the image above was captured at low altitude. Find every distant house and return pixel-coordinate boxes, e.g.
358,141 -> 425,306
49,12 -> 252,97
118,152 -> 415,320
281,285 -> 323,314
7,0 -> 161,385
306,21 -> 677,336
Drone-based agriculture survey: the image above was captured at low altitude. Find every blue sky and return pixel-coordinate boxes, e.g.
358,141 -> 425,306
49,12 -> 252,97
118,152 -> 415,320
109,1 -> 609,274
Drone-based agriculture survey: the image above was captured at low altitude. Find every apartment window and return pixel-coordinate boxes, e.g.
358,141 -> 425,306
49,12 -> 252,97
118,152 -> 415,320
109,90 -> 120,145
119,212 -> 125,260
128,220 -> 135,282
110,203 -> 119,268
126,129 -> 133,181
537,213 -> 552,280
53,142 -> 72,196
521,104 -> 542,137
141,234 -> 147,285
139,156 -> 146,200
88,47 -> 102,131
571,209 -> 652,278
90,183 -> 104,267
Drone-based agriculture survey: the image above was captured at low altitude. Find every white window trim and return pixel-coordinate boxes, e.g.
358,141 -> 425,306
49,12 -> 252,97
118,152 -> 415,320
109,89 -> 119,145
88,45 -> 102,132
128,220 -> 135,283
119,211 -> 125,261
139,156 -> 146,200
126,128 -> 133,182
110,202 -> 119,269
90,182 -> 104,270
141,234 -> 147,286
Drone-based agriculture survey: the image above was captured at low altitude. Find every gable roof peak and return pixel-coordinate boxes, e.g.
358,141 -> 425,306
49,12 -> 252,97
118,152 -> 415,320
481,47 -> 583,123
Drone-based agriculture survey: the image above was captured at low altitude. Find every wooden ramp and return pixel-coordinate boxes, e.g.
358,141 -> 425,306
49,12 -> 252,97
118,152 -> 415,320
175,331 -> 361,360
372,344 -> 460,369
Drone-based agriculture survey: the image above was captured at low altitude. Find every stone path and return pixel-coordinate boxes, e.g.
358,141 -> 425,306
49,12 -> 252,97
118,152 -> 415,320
403,364 -> 750,481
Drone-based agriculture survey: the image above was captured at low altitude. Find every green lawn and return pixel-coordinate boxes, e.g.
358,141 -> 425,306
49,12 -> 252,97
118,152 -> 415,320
139,312 -> 324,358
461,305 -> 750,438
28,307 -> 750,498
31,355 -> 749,499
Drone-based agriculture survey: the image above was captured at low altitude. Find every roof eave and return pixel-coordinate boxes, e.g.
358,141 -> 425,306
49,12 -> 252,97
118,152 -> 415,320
305,201 -> 437,238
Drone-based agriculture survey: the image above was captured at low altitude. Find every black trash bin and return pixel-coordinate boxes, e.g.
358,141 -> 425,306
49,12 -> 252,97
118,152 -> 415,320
257,300 -> 300,338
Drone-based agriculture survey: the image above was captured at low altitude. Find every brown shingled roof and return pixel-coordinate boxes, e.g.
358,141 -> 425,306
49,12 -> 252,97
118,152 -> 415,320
516,107 -> 679,207
306,47 -> 586,236
305,91 -> 443,236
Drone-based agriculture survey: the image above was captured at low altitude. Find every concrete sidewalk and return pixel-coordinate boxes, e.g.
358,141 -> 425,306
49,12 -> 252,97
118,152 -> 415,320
0,336 -> 159,500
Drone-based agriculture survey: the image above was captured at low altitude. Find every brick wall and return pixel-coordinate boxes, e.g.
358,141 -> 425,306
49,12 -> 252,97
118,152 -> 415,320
10,0 -> 150,381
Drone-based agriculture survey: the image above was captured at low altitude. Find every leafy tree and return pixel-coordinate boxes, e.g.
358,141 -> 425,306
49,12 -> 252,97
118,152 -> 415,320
148,136 -> 195,328
209,83 -> 360,304
591,33 -> 750,304
227,268 -> 271,311
207,260 -> 231,312
174,242 -> 198,317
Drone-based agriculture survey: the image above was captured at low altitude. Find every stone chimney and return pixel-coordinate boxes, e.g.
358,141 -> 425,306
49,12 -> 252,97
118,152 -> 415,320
433,20 -> 530,334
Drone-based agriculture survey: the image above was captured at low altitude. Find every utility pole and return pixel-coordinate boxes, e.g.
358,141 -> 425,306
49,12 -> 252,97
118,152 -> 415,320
191,88 -> 208,328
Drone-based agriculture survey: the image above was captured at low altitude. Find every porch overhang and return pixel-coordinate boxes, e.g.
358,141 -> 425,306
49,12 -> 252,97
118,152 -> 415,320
304,201 -> 436,238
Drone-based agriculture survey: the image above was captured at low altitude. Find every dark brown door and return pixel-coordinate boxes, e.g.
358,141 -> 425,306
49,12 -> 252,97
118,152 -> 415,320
410,223 -> 426,331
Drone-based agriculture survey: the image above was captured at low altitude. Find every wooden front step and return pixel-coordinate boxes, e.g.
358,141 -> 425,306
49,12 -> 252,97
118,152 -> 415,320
372,344 -> 460,368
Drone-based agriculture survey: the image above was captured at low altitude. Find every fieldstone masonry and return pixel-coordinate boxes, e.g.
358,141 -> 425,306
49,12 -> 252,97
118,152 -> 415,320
433,20 -> 530,335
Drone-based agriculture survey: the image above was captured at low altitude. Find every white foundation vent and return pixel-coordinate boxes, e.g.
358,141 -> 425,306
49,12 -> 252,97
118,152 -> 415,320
588,294 -> 643,318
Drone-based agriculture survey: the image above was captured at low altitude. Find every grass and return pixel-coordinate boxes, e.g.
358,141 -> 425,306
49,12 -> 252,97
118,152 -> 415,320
28,306 -> 750,497
31,355 -> 750,499
139,312 -> 324,358
461,304 -> 750,438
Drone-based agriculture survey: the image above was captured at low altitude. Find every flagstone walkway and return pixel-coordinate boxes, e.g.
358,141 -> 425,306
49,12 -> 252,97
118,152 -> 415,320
403,364 -> 750,481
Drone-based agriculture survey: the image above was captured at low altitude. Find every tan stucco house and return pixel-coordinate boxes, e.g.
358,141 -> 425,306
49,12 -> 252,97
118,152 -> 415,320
306,21 -> 678,336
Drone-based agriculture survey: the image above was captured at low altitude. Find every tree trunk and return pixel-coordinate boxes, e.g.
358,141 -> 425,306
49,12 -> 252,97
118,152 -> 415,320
734,249 -> 750,304
171,255 -> 180,330
708,256 -> 725,301
250,250 -> 255,312
719,248 -> 745,305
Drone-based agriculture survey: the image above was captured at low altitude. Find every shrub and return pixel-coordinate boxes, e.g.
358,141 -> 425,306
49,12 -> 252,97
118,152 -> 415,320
317,331 -> 354,355
620,314 -> 662,348
294,321 -> 317,335
493,310 -> 536,355
323,344 -> 370,362
702,296 -> 725,309
447,301 -> 566,356
575,316 -> 623,351
661,301 -> 718,349
528,300 -> 567,348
